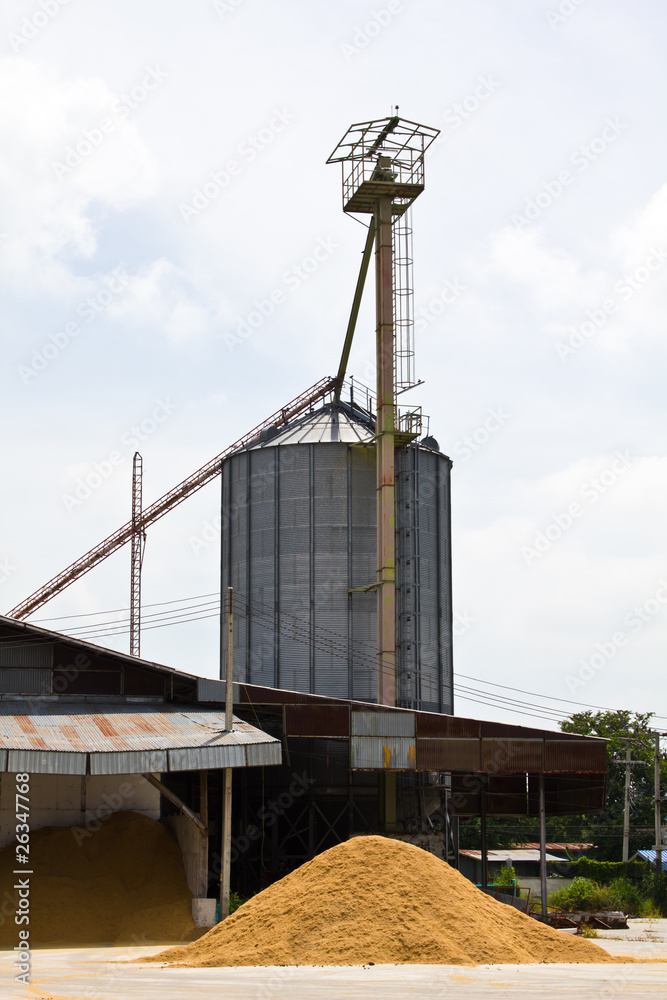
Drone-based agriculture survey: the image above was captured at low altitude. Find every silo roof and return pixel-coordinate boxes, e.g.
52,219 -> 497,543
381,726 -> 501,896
248,403 -> 374,448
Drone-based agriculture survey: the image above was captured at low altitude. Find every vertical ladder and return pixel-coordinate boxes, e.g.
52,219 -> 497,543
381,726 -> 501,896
393,210 -> 417,393
130,452 -> 144,657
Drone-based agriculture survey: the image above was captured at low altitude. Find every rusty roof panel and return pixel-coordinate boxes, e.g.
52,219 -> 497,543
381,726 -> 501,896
545,740 -> 608,772
416,738 -> 480,771
0,702 -> 276,754
416,713 -> 479,738
284,704 -> 350,737
481,739 -> 543,773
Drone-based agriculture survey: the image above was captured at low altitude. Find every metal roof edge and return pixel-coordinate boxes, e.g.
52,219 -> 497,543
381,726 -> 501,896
0,614 -> 199,682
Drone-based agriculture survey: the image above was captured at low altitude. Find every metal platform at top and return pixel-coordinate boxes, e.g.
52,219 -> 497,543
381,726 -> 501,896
327,115 -> 440,216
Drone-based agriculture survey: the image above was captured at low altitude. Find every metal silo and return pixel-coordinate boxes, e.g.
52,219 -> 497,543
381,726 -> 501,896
220,395 -> 453,713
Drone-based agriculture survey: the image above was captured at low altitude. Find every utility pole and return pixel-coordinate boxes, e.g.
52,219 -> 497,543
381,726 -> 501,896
220,587 -> 234,919
655,732 -> 663,875
622,741 -> 632,863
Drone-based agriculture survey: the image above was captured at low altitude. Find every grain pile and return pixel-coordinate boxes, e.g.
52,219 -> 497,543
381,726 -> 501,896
151,835 -> 616,967
0,811 -> 197,947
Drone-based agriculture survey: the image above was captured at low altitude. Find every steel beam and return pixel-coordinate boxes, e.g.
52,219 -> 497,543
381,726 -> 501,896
9,376 -> 337,620
141,773 -> 207,835
335,219 -> 376,399
375,194 -> 396,707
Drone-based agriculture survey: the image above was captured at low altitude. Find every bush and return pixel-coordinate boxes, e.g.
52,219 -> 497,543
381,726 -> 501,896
493,865 -> 517,887
607,876 -> 643,915
643,871 -> 667,917
548,877 -> 612,912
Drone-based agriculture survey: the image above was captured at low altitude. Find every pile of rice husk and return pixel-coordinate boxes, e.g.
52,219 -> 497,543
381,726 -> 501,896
0,811 -> 197,947
149,835 -> 618,967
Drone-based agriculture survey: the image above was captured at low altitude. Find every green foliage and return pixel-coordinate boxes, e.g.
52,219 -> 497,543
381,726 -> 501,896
493,865 -> 517,887
607,876 -> 644,914
227,891 -> 249,914
643,871 -> 667,917
549,874 -> 663,916
549,877 -> 611,912
557,710 -> 665,861
579,923 -> 598,938
574,857 -> 649,884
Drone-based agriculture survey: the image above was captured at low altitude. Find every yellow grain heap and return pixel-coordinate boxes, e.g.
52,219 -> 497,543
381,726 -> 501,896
151,834 -> 616,967
0,811 -> 197,947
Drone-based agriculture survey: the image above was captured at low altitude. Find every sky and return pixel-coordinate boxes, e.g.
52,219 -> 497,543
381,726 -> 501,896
1,0 -> 667,733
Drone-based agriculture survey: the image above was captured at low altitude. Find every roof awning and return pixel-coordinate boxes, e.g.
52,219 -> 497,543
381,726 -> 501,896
0,702 -> 281,775
459,849 -> 564,863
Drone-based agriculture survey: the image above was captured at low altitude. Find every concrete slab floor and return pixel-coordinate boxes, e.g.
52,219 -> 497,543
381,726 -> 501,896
2,944 -> 666,1000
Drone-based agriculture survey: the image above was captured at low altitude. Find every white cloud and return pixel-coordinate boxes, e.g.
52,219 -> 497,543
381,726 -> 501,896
0,57 -> 157,291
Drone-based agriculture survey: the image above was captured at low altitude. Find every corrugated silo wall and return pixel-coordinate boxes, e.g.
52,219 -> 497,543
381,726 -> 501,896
220,440 -> 453,711
396,444 -> 453,713
221,442 -> 377,701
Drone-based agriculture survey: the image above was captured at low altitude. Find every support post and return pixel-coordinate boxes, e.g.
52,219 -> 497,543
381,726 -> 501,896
375,194 -> 396,708
220,587 -> 234,919
199,771 -> 208,898
656,732 -> 663,874
539,773 -> 547,917
480,785 -> 488,891
622,741 -> 632,863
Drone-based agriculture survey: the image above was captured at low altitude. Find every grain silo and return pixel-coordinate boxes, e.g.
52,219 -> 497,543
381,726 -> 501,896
220,114 -> 452,719
220,389 -> 453,713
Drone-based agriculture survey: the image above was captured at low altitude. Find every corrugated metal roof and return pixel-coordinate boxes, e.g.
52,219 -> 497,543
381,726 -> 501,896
513,842 -> 592,852
0,702 -> 280,773
459,849 -> 564,863
636,850 -> 667,872
248,404 -> 373,448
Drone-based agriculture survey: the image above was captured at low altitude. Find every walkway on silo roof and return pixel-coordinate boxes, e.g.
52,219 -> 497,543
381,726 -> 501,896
248,401 -> 375,448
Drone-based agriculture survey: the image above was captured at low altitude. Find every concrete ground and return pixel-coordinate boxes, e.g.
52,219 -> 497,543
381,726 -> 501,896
2,921 -> 666,999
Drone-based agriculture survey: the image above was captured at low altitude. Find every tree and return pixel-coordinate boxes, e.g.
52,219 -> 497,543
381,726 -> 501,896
556,710 -> 665,861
